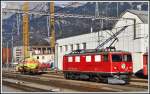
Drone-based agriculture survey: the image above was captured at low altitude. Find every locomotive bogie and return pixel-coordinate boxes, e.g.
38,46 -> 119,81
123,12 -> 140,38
63,71 -> 131,84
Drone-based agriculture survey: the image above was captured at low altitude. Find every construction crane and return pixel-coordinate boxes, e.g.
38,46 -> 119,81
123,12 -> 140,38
22,2 -> 29,59
50,1 -> 55,53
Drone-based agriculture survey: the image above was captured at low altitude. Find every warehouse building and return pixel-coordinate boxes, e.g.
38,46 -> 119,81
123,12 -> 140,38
56,9 -> 148,73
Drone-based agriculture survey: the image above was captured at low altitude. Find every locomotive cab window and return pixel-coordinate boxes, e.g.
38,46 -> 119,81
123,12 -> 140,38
112,54 -> 122,62
123,54 -> 132,62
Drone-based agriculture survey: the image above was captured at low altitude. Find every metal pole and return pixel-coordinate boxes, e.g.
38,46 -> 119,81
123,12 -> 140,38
17,13 -> 20,36
11,34 -> 14,69
98,30 -> 100,44
117,2 -> 119,17
6,42 -> 9,71
55,43 -> 58,69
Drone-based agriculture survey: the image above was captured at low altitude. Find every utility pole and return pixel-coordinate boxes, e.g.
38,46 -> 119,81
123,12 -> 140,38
117,2 -> 119,17
95,2 -> 99,18
95,2 -> 100,45
6,42 -> 9,71
11,34 -> 14,66
17,13 -> 20,36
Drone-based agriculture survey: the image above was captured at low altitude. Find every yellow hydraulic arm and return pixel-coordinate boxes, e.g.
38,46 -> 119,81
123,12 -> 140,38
22,2 -> 29,58
50,1 -> 55,53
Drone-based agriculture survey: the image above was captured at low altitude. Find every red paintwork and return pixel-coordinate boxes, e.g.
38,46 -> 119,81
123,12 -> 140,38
143,53 -> 148,76
63,52 -> 133,74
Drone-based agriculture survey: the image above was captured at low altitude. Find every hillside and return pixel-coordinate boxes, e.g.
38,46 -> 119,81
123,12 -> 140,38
2,2 -> 148,47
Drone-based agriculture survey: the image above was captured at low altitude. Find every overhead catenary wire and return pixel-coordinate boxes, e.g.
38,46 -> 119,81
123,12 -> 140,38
2,8 -> 127,21
16,13 -> 20,36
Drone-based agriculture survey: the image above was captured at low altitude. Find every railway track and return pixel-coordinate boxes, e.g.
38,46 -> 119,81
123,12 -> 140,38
2,72 -> 148,92
2,79 -> 51,92
39,72 -> 148,82
2,77 -> 77,92
40,73 -> 148,89
3,70 -> 148,83
41,73 -> 148,82
5,70 -> 148,83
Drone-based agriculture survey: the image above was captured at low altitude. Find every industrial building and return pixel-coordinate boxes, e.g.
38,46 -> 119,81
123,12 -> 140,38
56,9 -> 148,73
13,46 -> 54,64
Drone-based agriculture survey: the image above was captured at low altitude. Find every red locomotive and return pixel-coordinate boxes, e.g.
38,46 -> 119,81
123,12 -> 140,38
63,47 -> 133,84
143,52 -> 148,77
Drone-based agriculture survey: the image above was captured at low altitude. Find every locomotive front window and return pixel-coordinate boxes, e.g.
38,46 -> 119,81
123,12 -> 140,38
123,54 -> 132,62
112,54 -> 122,62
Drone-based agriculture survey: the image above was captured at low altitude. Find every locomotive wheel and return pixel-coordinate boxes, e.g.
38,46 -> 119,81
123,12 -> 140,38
64,73 -> 68,79
93,77 -> 100,82
90,77 -> 100,82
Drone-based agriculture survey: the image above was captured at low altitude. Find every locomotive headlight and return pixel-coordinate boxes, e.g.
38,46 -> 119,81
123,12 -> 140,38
129,66 -> 132,69
114,66 -> 117,69
121,64 -> 126,69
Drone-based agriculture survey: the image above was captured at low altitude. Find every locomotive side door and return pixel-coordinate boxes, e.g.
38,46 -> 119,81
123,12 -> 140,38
101,53 -> 111,72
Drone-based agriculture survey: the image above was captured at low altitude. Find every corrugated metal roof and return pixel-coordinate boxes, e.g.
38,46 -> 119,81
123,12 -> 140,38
126,9 -> 148,24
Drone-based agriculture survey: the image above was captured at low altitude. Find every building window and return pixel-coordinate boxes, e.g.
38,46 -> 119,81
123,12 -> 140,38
42,56 -> 45,59
76,44 -> 80,50
70,44 -> 73,51
42,48 -> 46,54
83,42 -> 86,49
60,46 -> 62,52
38,48 -> 41,54
65,45 -> 68,51
47,48 -> 51,54
86,56 -> 91,62
37,56 -> 39,59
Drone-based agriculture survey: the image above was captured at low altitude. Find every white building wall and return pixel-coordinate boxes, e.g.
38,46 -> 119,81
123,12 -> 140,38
13,46 -> 23,62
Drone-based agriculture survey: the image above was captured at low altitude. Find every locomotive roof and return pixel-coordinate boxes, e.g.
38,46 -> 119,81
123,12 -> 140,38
65,49 -> 131,56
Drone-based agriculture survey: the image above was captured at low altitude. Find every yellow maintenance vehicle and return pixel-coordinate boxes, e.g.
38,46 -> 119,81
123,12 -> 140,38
16,57 -> 40,74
